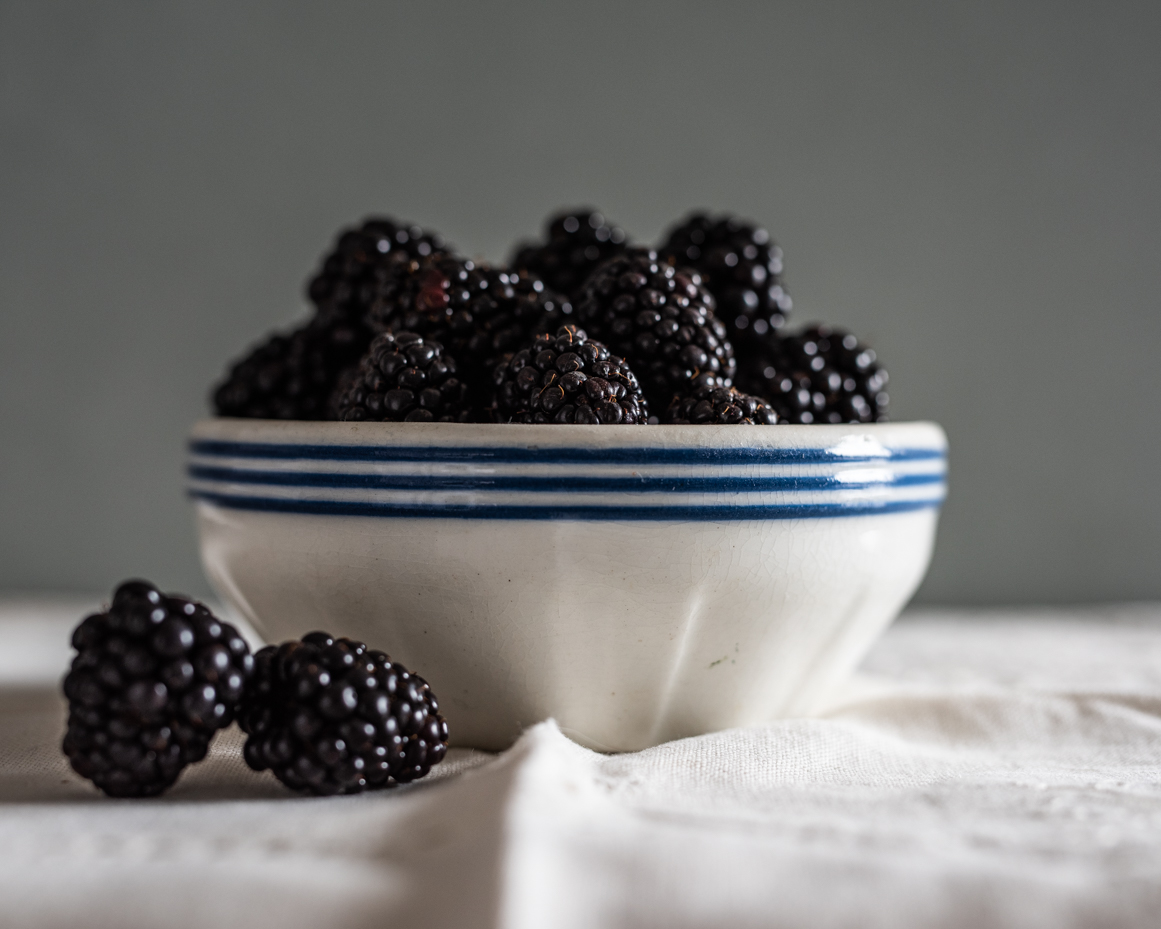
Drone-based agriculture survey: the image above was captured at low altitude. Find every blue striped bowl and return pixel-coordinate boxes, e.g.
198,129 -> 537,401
190,418 -> 946,751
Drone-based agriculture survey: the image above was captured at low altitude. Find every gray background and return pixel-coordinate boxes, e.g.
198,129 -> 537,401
2,1 -> 1159,604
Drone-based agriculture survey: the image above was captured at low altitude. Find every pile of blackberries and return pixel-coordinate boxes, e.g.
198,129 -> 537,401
212,208 -> 889,426
62,580 -> 450,798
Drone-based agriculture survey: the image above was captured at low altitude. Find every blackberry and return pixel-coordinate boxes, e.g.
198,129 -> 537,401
365,255 -> 569,400
212,216 -> 446,420
239,632 -> 449,795
493,325 -> 648,424
735,325 -> 889,423
306,216 -> 446,321
332,331 -> 471,423
509,208 -> 629,298
666,385 -> 779,425
660,212 -> 792,343
61,580 -> 253,798
212,309 -> 372,420
575,249 -> 735,413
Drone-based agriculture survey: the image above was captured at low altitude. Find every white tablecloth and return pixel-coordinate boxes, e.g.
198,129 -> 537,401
2,598 -> 1160,929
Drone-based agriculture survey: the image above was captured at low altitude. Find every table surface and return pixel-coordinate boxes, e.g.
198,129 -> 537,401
2,598 -> 1160,929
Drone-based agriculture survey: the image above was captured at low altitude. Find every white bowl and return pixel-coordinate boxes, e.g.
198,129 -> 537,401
189,418 -> 946,751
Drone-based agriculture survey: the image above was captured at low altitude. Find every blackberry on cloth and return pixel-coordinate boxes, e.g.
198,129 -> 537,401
575,249 -> 735,413
735,324 -> 889,423
239,632 -> 449,795
62,580 -> 253,797
659,212 -> 792,343
509,208 -> 629,299
666,385 -> 779,425
332,331 -> 471,422
493,324 -> 648,424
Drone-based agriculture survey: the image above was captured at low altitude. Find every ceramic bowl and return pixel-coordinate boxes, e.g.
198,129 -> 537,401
188,418 -> 947,751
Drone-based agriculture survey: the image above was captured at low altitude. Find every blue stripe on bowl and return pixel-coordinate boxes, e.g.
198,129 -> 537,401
188,439 -> 945,466
189,490 -> 944,521
187,464 -> 946,494
188,436 -> 947,521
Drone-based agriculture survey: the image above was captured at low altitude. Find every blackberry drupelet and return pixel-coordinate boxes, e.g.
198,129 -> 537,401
332,331 -> 470,422
666,385 -> 779,425
735,325 -> 889,423
239,632 -> 449,795
660,213 -> 792,343
306,216 -> 446,321
61,580 -> 253,797
575,249 -> 735,413
493,325 -> 648,424
509,208 -> 629,299
212,309 -> 372,420
365,255 -> 570,400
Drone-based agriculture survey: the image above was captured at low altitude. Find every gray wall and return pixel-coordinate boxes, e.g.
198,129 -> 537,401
2,1 -> 1160,604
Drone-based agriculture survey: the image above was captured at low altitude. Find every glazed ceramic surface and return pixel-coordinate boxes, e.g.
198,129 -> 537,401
189,419 -> 947,751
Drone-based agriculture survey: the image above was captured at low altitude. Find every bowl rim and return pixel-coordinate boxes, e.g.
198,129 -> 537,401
189,418 -> 947,453
188,418 -> 947,522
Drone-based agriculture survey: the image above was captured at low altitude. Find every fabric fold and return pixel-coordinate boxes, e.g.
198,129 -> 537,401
2,602 -> 1160,928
